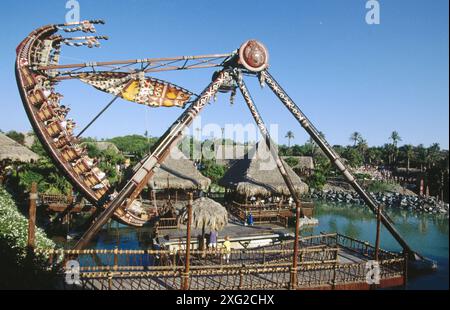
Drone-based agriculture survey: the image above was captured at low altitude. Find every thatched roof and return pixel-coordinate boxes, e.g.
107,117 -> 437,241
281,156 -> 314,170
214,144 -> 249,166
148,148 -> 211,191
181,197 -> 228,231
80,141 -> 120,153
0,133 -> 40,162
219,143 -> 309,197
93,141 -> 120,153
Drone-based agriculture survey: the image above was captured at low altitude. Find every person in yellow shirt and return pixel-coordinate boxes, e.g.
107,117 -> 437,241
222,236 -> 231,264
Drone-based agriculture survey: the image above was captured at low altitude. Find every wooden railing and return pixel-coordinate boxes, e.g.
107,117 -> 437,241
228,200 -> 314,225
157,217 -> 179,230
35,233 -> 405,290
39,193 -> 73,205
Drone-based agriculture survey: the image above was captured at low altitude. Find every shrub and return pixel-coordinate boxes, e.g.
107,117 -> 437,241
367,181 -> 396,193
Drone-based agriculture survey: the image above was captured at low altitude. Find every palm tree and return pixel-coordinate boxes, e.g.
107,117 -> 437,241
403,144 -> 414,173
356,138 -> 369,163
307,131 -> 325,156
389,131 -> 402,148
416,144 -> 427,171
426,143 -> 441,168
285,131 -> 294,147
388,131 -> 402,164
350,132 -> 362,147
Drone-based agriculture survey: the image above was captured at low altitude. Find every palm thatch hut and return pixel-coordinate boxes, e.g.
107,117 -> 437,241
219,143 -> 313,222
219,143 -> 309,200
0,133 -> 40,163
146,148 -> 211,219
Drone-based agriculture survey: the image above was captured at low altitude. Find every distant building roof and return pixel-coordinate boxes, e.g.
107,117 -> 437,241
0,133 -> 40,162
219,142 -> 309,197
281,156 -> 315,170
214,144 -> 250,166
82,141 -> 121,153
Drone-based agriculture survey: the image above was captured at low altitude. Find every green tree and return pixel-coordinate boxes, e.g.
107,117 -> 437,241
342,147 -> 363,168
284,157 -> 299,168
356,138 -> 369,162
366,147 -> 382,166
285,131 -> 294,147
349,132 -> 362,147
389,131 -> 402,147
200,160 -> 226,184
426,143 -> 441,169
6,131 -> 25,145
400,144 -> 414,173
415,144 -> 427,171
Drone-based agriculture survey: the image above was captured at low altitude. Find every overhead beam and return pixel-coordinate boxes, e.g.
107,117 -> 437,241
38,53 -> 232,71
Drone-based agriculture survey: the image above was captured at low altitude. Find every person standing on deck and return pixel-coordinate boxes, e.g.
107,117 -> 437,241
209,230 -> 218,250
247,213 -> 254,226
222,236 -> 231,264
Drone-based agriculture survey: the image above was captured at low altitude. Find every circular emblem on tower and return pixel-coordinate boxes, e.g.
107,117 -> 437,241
238,40 -> 269,72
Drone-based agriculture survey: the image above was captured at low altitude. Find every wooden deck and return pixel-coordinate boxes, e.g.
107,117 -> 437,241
72,246 -> 404,290
42,233 -> 406,290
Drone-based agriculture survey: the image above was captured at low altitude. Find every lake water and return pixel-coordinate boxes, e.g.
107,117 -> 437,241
73,201 -> 449,290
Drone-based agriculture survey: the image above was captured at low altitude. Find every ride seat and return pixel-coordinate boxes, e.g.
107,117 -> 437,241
20,67 -> 37,90
28,89 -> 45,106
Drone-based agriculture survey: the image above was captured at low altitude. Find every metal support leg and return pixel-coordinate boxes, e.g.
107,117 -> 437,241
233,71 -> 302,289
260,70 -> 420,260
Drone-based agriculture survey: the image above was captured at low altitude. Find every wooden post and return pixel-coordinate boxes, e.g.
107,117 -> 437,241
113,246 -> 119,271
403,250 -> 409,287
27,182 -> 38,251
375,205 -> 382,261
183,193 -> 193,290
291,202 -> 301,290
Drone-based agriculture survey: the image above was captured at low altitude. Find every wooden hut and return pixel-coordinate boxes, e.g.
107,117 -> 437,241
0,132 -> 40,163
146,148 -> 211,226
281,156 -> 314,177
219,143 -> 312,224
0,132 -> 40,185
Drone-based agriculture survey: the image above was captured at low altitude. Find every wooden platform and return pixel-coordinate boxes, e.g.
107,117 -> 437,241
72,246 -> 404,290
48,233 -> 406,290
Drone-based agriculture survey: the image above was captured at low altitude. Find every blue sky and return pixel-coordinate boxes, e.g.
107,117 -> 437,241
0,0 -> 448,148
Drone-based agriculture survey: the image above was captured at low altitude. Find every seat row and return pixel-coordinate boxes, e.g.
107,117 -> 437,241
21,66 -> 110,199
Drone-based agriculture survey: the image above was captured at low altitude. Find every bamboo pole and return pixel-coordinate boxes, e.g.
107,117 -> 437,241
27,182 -> 38,251
375,205 -> 382,261
183,193 -> 193,290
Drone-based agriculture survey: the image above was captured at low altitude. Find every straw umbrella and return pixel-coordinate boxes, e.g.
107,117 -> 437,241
181,197 -> 228,251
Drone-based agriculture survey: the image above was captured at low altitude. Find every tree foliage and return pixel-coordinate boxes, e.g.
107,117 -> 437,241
5,130 -> 25,145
